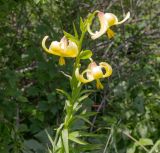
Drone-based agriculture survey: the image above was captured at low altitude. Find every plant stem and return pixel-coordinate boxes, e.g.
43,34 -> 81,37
149,140 -> 160,153
64,31 -> 86,128
123,131 -> 149,152
54,29 -> 86,153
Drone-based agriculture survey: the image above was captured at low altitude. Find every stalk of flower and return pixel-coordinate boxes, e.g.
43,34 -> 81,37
87,11 -> 130,39
75,61 -> 112,89
42,36 -> 78,65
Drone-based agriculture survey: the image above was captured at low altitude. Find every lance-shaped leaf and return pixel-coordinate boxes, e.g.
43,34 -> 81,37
78,94 -> 90,103
77,144 -> 103,151
80,17 -> 85,32
70,131 -> 105,138
69,132 -> 88,145
80,111 -> 98,118
62,129 -> 69,153
79,50 -> 93,60
138,138 -> 153,146
63,31 -> 79,46
56,89 -> 71,101
80,89 -> 96,95
75,115 -> 94,126
73,23 -> 79,39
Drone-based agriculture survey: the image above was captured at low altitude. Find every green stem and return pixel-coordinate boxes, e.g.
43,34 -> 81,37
54,30 -> 86,153
149,140 -> 160,153
123,131 -> 149,152
64,31 -> 86,128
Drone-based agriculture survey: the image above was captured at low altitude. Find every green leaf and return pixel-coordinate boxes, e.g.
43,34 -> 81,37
16,95 -> 28,103
33,0 -> 41,4
79,50 -> 92,59
81,111 -> 98,117
63,31 -> 79,45
78,94 -> 90,102
52,124 -> 64,152
127,144 -> 136,153
62,129 -> 69,153
138,138 -> 153,146
70,131 -> 104,138
69,131 -> 80,137
80,89 -> 95,95
73,23 -> 78,39
80,17 -> 85,32
77,144 -> 103,151
69,133 -> 88,145
75,115 -> 94,126
73,102 -> 82,111
56,89 -> 71,101
149,140 -> 160,153
47,146 -> 52,153
45,130 -> 54,148
24,139 -> 43,151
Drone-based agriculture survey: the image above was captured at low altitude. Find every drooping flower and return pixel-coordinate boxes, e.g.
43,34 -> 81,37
42,36 -> 78,65
87,11 -> 130,39
75,62 -> 112,89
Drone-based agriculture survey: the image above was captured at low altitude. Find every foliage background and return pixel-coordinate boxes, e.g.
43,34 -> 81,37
0,0 -> 159,152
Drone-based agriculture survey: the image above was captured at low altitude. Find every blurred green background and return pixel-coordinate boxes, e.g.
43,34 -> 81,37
0,0 -> 159,152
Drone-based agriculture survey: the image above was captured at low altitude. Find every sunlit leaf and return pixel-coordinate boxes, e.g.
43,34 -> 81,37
138,138 -> 153,146
63,31 -> 79,45
75,115 -> 94,126
80,17 -> 85,32
62,129 -> 69,153
56,89 -> 71,101
73,23 -> 78,39
79,50 -> 93,60
69,133 -> 88,145
127,144 -> 136,153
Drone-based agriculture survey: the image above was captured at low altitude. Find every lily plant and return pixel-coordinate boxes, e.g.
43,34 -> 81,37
41,10 -> 130,153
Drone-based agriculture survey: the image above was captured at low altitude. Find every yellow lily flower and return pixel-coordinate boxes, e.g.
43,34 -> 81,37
87,11 -> 130,39
42,36 -> 78,65
75,62 -> 112,89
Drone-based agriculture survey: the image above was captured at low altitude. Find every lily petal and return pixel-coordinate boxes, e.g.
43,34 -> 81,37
42,36 -> 53,54
60,36 -> 68,48
100,62 -> 112,78
75,68 -> 92,83
87,11 -> 109,40
49,41 -> 62,56
116,12 -> 130,25
65,41 -> 78,57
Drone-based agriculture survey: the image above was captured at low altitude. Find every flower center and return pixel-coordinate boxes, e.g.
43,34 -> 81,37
104,13 -> 116,27
92,66 -> 103,79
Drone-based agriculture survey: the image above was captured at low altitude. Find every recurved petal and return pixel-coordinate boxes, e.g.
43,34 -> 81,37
87,11 -> 108,40
42,36 -> 53,54
100,62 -> 112,78
75,68 -> 92,83
116,12 -> 130,25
